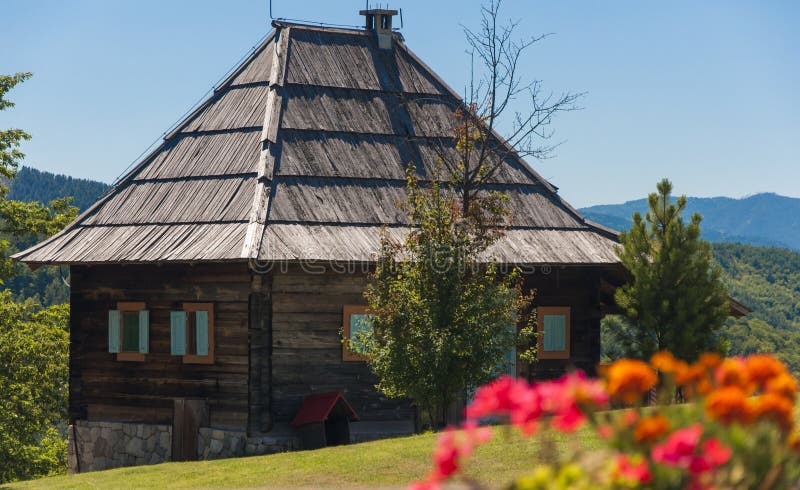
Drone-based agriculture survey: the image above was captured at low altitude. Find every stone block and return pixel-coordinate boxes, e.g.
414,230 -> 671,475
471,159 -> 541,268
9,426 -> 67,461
209,439 -> 223,455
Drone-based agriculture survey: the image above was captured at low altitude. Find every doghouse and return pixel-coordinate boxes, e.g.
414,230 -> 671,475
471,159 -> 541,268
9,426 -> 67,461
291,392 -> 360,450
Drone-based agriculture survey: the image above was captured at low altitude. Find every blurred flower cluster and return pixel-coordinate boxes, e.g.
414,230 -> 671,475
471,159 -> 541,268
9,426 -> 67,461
410,352 -> 800,490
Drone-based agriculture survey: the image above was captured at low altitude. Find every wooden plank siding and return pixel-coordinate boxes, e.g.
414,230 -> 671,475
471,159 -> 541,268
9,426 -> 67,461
69,263 -> 251,430
268,265 -> 415,424
523,267 -> 604,380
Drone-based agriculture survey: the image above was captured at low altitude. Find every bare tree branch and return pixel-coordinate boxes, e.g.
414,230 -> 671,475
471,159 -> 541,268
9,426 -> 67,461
436,0 -> 584,215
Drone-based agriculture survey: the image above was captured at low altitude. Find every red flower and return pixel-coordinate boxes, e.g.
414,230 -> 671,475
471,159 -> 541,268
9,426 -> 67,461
652,424 -> 731,487
614,454 -> 652,484
700,438 -> 732,469
551,404 -> 585,433
431,429 -> 459,479
652,423 -> 704,468
408,481 -> 440,490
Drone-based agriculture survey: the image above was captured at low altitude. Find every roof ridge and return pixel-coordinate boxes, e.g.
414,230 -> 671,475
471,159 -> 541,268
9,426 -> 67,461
241,25 -> 290,260
270,19 -> 404,40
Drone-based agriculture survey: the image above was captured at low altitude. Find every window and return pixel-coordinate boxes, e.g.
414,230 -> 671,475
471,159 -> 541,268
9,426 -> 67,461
171,303 -> 215,364
342,305 -> 373,362
537,306 -> 570,360
108,302 -> 149,362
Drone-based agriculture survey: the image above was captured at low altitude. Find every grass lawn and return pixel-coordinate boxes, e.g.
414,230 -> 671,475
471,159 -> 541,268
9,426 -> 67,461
5,426 -> 601,489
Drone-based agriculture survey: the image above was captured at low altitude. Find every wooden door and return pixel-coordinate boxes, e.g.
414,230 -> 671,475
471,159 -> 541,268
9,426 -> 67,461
172,398 -> 208,461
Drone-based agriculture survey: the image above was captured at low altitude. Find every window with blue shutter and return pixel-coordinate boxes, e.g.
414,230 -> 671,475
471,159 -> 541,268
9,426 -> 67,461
195,311 -> 209,356
537,306 -> 571,360
108,310 -> 121,353
178,303 -> 214,364
139,310 -> 150,354
171,311 -> 187,355
343,305 -> 373,361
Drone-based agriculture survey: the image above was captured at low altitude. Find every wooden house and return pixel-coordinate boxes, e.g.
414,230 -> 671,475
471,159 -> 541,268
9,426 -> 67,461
15,10 -> 627,472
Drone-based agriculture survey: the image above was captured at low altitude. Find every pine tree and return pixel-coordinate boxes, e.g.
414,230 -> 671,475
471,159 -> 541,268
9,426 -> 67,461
613,179 -> 730,361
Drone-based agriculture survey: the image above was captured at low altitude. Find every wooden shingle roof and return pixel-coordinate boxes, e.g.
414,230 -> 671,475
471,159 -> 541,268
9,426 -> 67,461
14,22 -> 619,266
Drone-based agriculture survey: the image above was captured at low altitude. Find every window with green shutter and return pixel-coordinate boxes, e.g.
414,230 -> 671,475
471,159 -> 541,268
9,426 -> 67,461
537,306 -> 570,360
112,302 -> 148,362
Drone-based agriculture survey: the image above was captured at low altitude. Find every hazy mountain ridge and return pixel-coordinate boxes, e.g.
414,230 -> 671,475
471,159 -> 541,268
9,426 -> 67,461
581,193 -> 800,251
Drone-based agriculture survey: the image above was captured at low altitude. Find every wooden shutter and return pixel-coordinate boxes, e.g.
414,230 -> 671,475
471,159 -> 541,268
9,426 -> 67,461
543,314 -> 566,351
171,311 -> 187,355
138,310 -> 150,354
108,310 -> 121,353
196,311 -> 209,356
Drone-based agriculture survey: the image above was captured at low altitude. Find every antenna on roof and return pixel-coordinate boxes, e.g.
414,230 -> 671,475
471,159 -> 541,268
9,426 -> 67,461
269,0 -> 274,19
399,8 -> 403,29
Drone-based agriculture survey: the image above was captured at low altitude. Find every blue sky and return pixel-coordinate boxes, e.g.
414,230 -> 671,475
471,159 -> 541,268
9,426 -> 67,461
1,0 -> 797,207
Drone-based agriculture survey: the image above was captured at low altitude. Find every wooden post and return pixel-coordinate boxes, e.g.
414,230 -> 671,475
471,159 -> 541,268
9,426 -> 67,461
248,274 -> 273,435
172,398 -> 185,461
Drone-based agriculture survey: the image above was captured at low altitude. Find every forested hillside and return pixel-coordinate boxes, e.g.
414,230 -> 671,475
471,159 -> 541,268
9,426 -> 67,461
713,243 -> 800,375
581,193 -> 800,251
6,166 -> 108,212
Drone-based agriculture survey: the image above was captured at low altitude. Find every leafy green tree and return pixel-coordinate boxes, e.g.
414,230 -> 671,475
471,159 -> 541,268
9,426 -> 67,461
612,179 -> 729,362
0,73 -> 77,284
357,169 -> 535,429
0,293 -> 69,482
0,73 -> 76,481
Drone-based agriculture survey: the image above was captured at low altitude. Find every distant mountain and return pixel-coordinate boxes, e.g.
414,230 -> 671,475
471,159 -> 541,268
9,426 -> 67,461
581,193 -> 800,251
5,166 -> 109,212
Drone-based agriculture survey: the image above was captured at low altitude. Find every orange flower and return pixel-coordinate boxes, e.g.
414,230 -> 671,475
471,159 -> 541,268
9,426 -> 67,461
605,360 -> 658,404
745,354 -> 788,386
698,353 -> 722,370
705,386 -> 752,425
751,393 -> 794,431
766,373 -> 798,400
715,358 -> 751,392
675,363 -> 710,398
634,414 -> 671,444
651,351 -> 688,375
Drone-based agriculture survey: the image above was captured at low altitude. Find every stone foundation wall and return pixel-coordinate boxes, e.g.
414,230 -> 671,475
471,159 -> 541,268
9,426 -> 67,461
68,420 -> 171,473
67,420 -> 394,473
198,427 -> 300,459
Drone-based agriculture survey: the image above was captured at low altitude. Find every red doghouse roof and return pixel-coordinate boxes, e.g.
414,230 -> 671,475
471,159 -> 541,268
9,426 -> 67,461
291,391 -> 360,427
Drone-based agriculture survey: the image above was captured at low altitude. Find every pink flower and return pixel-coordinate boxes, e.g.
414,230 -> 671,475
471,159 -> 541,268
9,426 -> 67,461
652,424 -> 731,487
699,438 -> 732,471
651,423 -> 703,468
614,454 -> 652,484
431,429 -> 459,479
551,404 -> 586,432
408,422 -> 496,489
538,372 -> 608,433
408,481 -> 441,490
465,372 -> 608,435
597,424 -> 613,439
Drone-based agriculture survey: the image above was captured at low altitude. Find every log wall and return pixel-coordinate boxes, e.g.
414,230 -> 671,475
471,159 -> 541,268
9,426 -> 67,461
268,265 -> 415,424
524,266 -> 604,380
69,263 -> 250,430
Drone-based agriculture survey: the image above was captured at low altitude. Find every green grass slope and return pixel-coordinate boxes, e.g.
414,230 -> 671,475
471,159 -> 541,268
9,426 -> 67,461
6,427 -> 599,490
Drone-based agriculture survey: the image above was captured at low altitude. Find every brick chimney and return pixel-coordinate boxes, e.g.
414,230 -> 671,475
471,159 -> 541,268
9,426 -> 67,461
360,8 -> 398,49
